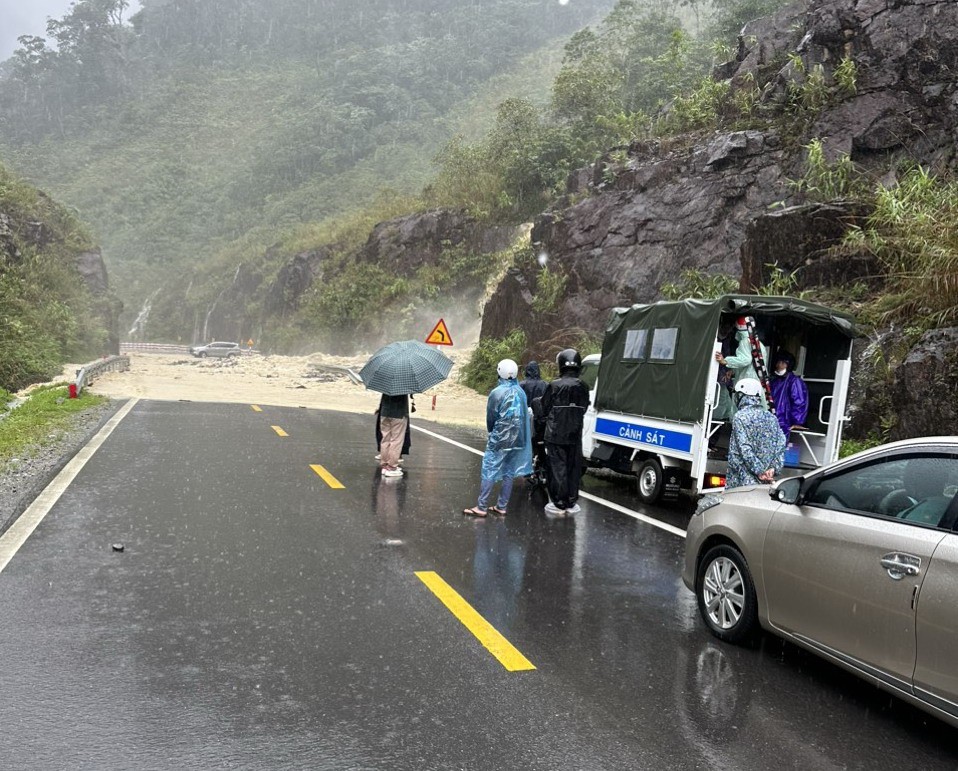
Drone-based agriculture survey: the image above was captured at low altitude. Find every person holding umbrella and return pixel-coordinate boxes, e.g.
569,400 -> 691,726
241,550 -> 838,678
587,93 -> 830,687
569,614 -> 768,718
375,395 -> 412,465
463,359 -> 533,518
378,393 -> 410,477
359,340 -> 454,478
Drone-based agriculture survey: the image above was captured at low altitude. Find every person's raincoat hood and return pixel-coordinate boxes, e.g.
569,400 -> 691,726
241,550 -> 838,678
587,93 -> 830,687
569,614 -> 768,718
524,361 -> 541,379
736,393 -> 764,411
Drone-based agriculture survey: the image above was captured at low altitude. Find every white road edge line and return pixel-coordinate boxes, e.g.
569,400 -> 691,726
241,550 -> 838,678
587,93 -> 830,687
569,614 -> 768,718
411,423 -> 687,538
0,398 -> 139,574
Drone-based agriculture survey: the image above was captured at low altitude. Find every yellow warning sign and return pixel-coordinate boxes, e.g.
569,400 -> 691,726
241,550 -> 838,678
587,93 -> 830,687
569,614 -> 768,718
425,319 -> 453,346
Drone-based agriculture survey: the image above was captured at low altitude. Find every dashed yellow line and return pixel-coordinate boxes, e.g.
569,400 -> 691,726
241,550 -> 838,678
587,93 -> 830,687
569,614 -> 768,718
415,571 -> 535,672
310,464 -> 345,489
251,405 -> 263,412
271,426 -> 288,437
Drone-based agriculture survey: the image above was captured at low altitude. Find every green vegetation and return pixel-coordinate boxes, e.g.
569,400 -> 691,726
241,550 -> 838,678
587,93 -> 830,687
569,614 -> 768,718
461,329 -> 529,394
833,57 -> 858,98
788,139 -> 866,202
0,162 -> 112,392
0,0 -> 805,361
778,55 -> 861,144
428,0 -> 796,219
0,385 -> 106,466
756,265 -> 810,298
657,77 -> 733,135
838,166 -> 958,327
3,0 -> 952,415
532,267 -> 569,314
0,0 -> 615,323
839,437 -> 883,459
661,269 -> 739,300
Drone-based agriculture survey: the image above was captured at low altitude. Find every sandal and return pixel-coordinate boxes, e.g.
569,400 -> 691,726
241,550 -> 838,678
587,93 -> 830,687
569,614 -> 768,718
489,506 -> 507,516
463,506 -> 488,518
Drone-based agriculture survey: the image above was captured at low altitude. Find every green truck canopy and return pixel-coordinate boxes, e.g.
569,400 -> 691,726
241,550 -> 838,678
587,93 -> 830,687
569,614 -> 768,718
596,295 -> 857,423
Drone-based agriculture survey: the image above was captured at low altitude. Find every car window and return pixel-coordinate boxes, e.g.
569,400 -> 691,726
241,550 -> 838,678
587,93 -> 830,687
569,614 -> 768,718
806,454 -> 958,528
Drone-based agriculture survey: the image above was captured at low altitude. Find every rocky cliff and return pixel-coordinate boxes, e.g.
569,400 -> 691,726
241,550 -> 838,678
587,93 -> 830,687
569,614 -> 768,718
0,201 -> 120,356
480,0 -> 958,439
482,0 -> 958,343
193,208 -> 522,351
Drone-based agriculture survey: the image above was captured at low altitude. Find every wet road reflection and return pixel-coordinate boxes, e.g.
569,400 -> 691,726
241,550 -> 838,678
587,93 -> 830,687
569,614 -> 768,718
0,401 -> 954,769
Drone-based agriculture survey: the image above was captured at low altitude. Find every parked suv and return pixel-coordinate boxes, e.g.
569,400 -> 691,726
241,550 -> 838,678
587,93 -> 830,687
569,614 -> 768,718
189,341 -> 241,359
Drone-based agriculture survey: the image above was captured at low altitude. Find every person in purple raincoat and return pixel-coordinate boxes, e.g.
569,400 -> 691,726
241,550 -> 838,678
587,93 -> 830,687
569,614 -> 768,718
769,350 -> 808,438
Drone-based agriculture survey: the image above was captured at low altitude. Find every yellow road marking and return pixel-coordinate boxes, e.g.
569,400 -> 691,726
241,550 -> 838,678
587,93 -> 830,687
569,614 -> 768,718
310,464 -> 345,489
251,405 -> 262,412
271,426 -> 288,437
415,571 -> 535,672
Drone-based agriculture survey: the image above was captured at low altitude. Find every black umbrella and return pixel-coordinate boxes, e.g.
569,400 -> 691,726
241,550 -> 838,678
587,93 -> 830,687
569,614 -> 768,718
360,340 -> 453,395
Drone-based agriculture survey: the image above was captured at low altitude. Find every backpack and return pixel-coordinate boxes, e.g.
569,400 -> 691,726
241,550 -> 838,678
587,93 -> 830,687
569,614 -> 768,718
530,395 -> 547,439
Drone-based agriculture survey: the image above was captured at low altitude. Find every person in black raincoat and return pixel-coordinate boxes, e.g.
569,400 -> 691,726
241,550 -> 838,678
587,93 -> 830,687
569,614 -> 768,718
541,349 -> 591,516
520,361 -> 548,480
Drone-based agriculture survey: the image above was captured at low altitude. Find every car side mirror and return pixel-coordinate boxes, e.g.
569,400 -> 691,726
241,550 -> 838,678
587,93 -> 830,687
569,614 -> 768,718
772,477 -> 803,505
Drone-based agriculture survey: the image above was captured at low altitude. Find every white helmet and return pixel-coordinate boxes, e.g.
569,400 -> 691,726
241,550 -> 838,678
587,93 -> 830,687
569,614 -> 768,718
496,358 -> 518,380
733,378 -> 763,397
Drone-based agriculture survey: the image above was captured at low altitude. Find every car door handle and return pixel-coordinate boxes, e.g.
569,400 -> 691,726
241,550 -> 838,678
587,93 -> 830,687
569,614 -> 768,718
880,553 -> 921,580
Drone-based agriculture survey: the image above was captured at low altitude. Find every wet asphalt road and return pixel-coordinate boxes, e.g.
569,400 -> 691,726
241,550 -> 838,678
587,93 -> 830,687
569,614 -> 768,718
0,400 -> 956,770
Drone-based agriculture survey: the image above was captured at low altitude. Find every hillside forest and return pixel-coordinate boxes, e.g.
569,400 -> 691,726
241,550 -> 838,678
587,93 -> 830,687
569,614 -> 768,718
2,0 -> 785,349
1,0 -> 957,448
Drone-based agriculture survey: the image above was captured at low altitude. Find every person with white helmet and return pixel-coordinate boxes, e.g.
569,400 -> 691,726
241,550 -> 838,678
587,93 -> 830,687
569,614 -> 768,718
726,378 -> 786,489
463,358 -> 533,517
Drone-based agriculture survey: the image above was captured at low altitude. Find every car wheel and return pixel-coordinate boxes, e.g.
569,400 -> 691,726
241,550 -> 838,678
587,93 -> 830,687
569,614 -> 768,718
636,458 -> 663,504
696,544 -> 758,645
198,352 -> 207,358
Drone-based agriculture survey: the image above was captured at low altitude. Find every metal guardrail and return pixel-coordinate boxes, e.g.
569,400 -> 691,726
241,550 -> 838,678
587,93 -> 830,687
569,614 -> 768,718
120,342 -> 260,356
121,342 -> 191,355
71,355 -> 131,397
311,364 -> 364,386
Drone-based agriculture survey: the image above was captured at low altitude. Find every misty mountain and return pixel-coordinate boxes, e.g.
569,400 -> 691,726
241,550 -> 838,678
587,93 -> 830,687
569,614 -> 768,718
0,0 -> 616,314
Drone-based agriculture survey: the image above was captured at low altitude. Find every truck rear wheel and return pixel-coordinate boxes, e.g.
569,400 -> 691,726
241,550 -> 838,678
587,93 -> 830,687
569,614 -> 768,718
636,458 -> 663,504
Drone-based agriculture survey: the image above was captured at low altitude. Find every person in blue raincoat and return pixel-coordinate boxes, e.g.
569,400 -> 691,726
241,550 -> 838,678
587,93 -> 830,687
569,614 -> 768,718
463,359 -> 533,517
726,378 -> 786,490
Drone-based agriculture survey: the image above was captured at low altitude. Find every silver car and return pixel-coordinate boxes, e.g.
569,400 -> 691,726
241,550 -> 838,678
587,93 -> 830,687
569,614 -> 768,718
683,436 -> 958,728
189,341 -> 242,359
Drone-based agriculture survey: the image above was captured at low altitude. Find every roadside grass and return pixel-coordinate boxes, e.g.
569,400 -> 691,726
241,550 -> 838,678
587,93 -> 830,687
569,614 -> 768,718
0,385 -> 107,466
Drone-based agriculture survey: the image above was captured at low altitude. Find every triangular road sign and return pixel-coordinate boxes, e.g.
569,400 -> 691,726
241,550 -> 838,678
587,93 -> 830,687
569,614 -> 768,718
425,318 -> 453,346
